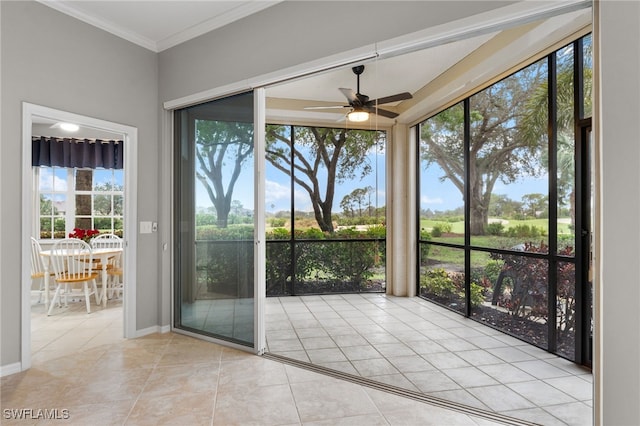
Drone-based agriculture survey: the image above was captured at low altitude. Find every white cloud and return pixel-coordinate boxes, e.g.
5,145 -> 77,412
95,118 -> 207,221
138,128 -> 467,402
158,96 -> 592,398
421,195 -> 444,205
39,168 -> 68,192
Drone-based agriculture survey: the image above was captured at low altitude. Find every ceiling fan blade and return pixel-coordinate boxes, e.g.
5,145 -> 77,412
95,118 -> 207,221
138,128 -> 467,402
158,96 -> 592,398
367,92 -> 413,106
304,105 -> 348,110
370,107 -> 399,119
339,88 -> 359,105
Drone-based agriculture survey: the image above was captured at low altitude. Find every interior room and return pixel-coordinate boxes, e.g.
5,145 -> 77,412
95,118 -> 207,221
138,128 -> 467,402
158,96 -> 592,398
2,1 -> 640,425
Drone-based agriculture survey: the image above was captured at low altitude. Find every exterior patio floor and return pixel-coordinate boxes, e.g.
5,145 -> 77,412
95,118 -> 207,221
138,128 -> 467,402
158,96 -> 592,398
266,293 -> 593,426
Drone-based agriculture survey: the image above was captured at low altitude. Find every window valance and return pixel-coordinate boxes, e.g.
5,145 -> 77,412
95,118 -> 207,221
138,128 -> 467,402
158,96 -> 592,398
32,136 -> 124,169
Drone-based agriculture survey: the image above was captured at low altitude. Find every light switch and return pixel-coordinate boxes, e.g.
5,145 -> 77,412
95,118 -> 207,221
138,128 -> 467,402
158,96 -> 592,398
140,221 -> 152,234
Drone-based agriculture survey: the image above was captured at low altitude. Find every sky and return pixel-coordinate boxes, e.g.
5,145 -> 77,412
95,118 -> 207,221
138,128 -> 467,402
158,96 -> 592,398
194,149 -> 549,215
195,150 -> 386,214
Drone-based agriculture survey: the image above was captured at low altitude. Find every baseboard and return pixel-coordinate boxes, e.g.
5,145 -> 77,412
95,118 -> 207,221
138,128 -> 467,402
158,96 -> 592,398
134,324 -> 171,338
0,362 -> 22,377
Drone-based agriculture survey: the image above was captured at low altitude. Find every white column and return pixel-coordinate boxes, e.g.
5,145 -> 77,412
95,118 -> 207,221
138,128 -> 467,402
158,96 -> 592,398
387,123 -> 416,297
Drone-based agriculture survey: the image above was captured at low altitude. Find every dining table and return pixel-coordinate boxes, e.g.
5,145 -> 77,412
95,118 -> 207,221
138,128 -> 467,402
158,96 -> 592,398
40,247 -> 123,308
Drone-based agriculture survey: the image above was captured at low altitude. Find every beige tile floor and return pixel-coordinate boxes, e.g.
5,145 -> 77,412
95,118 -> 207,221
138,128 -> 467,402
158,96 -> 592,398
2,296 -> 514,425
265,294 -> 593,426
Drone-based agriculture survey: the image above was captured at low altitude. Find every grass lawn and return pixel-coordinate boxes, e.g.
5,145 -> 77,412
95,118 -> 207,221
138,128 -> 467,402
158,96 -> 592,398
420,218 -> 573,235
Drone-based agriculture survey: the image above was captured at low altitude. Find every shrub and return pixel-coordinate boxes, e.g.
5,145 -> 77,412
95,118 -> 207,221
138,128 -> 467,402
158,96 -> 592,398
267,227 -> 290,240
483,259 -> 504,284
470,281 -> 486,307
269,217 -> 287,228
485,222 -> 504,236
430,222 -> 452,237
504,224 -> 546,238
421,268 -> 457,297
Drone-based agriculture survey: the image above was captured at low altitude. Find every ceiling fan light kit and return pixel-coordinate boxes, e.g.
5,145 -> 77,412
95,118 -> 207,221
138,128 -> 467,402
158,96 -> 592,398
347,109 -> 370,122
304,65 -> 413,122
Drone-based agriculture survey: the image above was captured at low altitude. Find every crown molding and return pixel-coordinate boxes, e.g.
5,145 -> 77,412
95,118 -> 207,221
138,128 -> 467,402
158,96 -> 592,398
36,0 -> 281,53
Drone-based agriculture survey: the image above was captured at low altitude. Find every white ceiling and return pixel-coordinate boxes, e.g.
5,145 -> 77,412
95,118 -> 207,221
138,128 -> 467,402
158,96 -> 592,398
37,1 -> 281,52
36,1 -> 592,127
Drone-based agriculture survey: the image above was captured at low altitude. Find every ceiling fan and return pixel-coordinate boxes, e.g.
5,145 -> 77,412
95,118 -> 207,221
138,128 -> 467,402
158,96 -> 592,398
304,65 -> 413,122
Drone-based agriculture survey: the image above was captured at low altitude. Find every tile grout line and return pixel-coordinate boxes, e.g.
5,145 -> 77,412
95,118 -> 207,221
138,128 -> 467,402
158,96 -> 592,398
263,352 -> 540,426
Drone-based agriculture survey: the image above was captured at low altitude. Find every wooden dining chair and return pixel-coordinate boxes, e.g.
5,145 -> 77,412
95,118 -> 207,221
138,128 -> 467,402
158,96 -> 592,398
47,238 -> 100,315
30,237 -> 54,304
91,233 -> 123,302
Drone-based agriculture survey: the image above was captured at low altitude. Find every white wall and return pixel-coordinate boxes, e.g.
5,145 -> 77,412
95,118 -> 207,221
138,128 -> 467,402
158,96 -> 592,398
158,1 -> 515,103
0,1 -> 160,366
596,2 -> 640,424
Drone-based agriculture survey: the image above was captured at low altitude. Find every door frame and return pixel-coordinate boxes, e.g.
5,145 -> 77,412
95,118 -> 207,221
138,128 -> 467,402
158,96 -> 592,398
168,89 -> 266,354
20,102 -> 138,371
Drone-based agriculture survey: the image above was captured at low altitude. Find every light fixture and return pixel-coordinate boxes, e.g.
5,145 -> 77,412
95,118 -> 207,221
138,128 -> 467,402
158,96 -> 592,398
59,122 -> 79,132
347,109 -> 369,122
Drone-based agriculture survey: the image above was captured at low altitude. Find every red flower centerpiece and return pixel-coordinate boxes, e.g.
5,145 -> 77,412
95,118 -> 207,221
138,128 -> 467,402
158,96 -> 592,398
69,228 -> 100,243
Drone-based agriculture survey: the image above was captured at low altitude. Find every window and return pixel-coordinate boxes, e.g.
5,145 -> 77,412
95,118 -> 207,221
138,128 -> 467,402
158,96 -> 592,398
264,124 -> 386,296
35,166 -> 124,240
417,34 -> 592,363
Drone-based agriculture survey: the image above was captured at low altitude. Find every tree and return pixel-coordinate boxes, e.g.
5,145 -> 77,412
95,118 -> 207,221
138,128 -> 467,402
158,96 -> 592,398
266,125 -> 382,232
522,193 -> 548,217
39,194 -> 58,216
341,186 -> 373,218
520,41 -> 593,228
93,182 -> 124,215
195,119 -> 253,228
421,61 -> 548,234
488,194 -> 522,218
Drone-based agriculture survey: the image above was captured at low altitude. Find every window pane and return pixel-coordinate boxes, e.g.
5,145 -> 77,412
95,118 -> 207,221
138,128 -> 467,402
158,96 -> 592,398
75,169 -> 92,191
469,59 -> 549,253
583,34 -> 593,119
265,124 -> 292,236
263,125 -> 387,296
419,244 -> 466,313
419,103 -> 465,244
557,44 -> 576,256
40,217 -> 52,233
93,169 -> 112,190
113,194 -> 123,216
93,194 -> 111,216
175,91 -> 255,346
470,250 -> 549,349
40,194 -> 53,215
557,260 -> 577,360
265,125 -> 293,296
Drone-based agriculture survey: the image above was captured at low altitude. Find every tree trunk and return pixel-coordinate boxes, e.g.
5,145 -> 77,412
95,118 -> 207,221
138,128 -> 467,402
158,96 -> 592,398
470,208 -> 487,235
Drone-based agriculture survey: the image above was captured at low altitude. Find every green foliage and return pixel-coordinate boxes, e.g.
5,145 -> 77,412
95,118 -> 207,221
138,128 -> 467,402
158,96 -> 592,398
483,259 -> 505,284
196,214 -> 217,226
269,217 -> 286,227
469,282 -> 486,308
197,240 -> 253,297
485,222 -> 504,236
296,227 -> 325,240
420,268 -> 457,297
262,226 -> 386,295
504,224 -> 546,238
430,222 -> 452,237
196,225 -> 254,240
421,268 -> 487,308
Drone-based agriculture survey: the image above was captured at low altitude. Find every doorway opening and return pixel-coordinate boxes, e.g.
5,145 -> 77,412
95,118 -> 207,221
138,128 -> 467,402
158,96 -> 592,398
21,103 -> 138,371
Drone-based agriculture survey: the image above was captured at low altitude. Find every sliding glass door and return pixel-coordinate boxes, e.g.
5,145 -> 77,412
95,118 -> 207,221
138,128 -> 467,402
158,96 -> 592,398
174,92 -> 257,347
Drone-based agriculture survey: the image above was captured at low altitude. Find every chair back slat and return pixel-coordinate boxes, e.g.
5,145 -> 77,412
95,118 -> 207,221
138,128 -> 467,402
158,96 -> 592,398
30,237 -> 45,276
51,238 -> 94,281
91,234 -> 123,249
